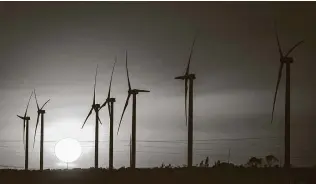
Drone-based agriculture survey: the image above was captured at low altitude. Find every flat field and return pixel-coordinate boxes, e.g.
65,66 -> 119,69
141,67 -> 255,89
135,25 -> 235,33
0,167 -> 315,184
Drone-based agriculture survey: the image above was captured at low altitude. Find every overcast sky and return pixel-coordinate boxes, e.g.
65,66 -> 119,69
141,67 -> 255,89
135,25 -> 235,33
0,2 -> 315,169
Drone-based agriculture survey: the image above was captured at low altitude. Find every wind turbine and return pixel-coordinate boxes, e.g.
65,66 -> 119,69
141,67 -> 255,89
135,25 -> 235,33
17,91 -> 33,170
99,57 -> 117,170
175,34 -> 197,168
81,64 -> 103,169
33,89 -> 50,171
271,22 -> 304,172
117,51 -> 150,169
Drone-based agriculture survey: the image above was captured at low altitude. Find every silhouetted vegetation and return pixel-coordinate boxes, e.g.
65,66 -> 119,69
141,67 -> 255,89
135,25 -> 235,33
265,154 -> 279,167
198,156 -> 209,167
4,155 -> 312,184
246,156 -> 263,168
0,167 -> 315,184
213,160 -> 238,168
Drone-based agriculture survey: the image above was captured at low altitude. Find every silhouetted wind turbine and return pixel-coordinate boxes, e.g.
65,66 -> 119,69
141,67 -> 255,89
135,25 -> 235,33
33,89 -> 50,171
17,91 -> 33,170
227,148 -> 231,164
271,23 -> 304,172
81,65 -> 102,169
175,34 -> 197,167
99,57 -> 117,170
117,51 -> 150,169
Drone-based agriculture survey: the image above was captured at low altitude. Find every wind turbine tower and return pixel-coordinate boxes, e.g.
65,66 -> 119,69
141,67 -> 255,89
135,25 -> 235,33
100,57 -> 117,170
271,22 -> 304,172
33,89 -> 50,171
81,65 -> 103,169
175,34 -> 197,167
117,51 -> 150,169
17,91 -> 33,170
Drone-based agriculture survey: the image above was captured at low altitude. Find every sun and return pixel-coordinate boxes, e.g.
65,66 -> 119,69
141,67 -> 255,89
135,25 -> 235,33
55,138 -> 82,163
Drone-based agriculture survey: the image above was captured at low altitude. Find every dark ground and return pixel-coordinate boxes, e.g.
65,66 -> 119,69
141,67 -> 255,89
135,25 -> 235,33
0,167 -> 315,184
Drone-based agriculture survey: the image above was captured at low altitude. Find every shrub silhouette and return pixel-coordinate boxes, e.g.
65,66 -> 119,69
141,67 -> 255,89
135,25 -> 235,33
265,155 -> 279,167
246,157 -> 263,168
160,163 -> 165,168
212,160 -> 236,168
198,156 -> 210,167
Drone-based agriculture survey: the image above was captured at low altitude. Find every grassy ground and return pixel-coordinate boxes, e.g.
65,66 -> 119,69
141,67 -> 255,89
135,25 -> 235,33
0,167 -> 315,184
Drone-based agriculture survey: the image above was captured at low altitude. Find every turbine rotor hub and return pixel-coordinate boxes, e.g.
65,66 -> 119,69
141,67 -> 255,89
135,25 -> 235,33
93,104 -> 100,109
38,110 -> 45,114
108,98 -> 116,102
188,73 -> 196,79
129,89 -> 138,94
281,57 -> 293,64
175,74 -> 196,80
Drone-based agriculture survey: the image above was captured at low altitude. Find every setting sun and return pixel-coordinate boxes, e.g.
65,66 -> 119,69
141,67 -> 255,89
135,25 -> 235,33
55,138 -> 82,163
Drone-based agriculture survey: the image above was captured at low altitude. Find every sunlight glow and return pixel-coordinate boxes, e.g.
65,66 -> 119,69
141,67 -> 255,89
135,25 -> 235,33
55,138 -> 82,163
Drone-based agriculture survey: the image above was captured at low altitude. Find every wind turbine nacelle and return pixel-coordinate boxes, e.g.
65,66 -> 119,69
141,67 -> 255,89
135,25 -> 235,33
38,110 -> 46,114
188,74 -> 196,79
108,98 -> 116,102
175,76 -> 186,80
281,57 -> 293,64
93,104 -> 100,108
25,117 -> 31,120
175,74 -> 196,80
129,89 -> 139,94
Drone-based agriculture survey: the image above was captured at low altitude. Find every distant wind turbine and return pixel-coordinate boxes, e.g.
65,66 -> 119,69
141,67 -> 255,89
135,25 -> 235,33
175,34 -> 198,167
271,22 -> 304,171
117,51 -> 150,169
227,148 -> 231,164
81,64 -> 102,169
33,89 -> 50,171
17,91 -> 33,170
99,57 -> 117,170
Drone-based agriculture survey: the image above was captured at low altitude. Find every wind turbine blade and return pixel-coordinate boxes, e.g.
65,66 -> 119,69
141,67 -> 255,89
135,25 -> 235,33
108,56 -> 117,99
126,51 -> 131,90
40,99 -> 50,110
175,76 -> 184,80
107,102 -> 111,118
117,93 -> 131,135
137,89 -> 150,93
33,113 -> 40,149
100,99 -> 108,110
184,78 -> 188,126
99,99 -> 111,119
285,40 -> 304,57
93,64 -> 98,106
81,107 -> 93,129
185,33 -> 198,75
274,21 -> 283,58
34,89 -> 40,110
24,91 -> 33,117
271,62 -> 284,124
17,115 -> 24,119
98,116 -> 102,125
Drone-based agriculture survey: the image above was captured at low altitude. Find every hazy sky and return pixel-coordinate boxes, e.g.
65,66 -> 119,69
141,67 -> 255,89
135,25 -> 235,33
0,2 -> 315,169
